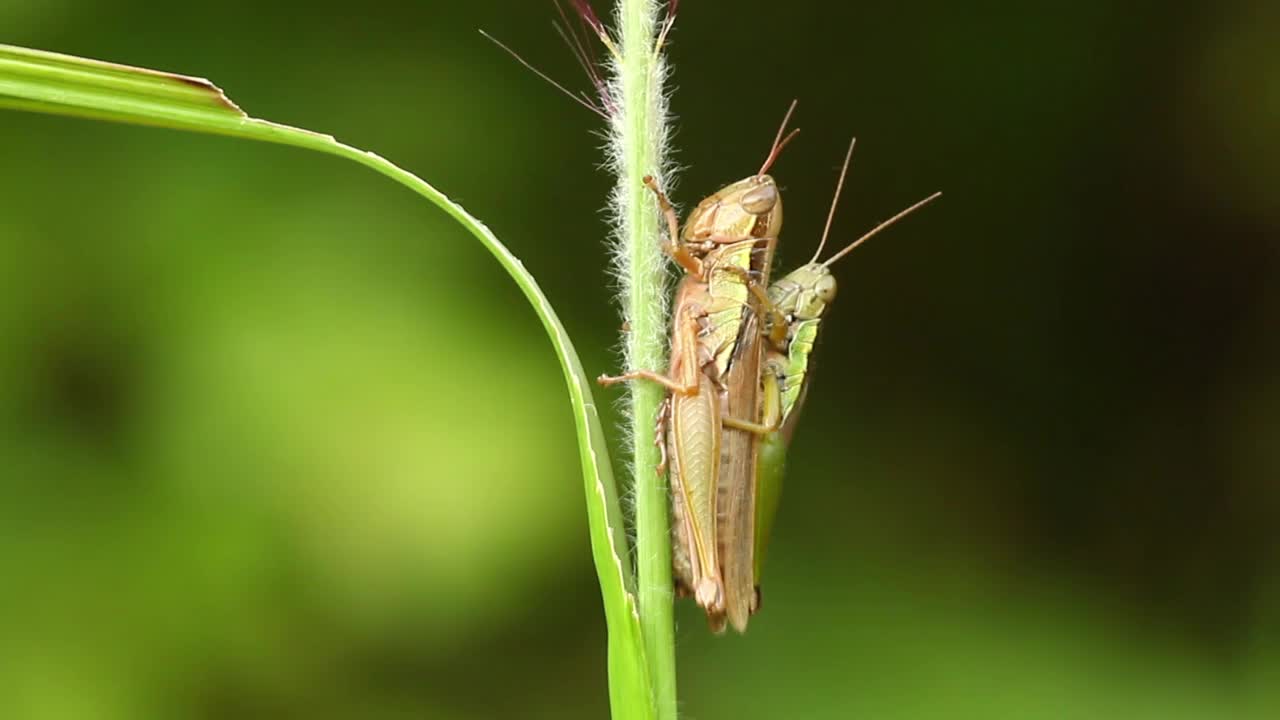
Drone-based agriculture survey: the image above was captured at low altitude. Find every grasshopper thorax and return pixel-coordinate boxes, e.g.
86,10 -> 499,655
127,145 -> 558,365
682,174 -> 783,250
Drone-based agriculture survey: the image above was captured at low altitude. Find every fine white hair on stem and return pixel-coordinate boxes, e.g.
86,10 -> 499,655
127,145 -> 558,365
613,10 -> 674,413
597,0 -> 678,526
605,8 -> 675,405
604,0 -> 680,716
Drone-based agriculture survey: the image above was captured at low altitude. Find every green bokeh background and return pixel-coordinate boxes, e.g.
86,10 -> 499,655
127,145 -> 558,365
3,1 -> 1278,718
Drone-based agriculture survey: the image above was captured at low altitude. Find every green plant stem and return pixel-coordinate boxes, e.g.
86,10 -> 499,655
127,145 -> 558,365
617,1 -> 677,717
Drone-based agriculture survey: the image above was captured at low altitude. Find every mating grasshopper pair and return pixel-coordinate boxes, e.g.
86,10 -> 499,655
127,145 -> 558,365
600,108 -> 940,633
484,0 -> 940,633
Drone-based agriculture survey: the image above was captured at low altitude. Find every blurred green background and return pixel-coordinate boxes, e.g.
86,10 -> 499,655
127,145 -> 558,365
3,1 -> 1278,718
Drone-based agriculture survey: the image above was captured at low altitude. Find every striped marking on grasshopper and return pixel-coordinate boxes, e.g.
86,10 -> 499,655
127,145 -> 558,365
750,138 -> 941,586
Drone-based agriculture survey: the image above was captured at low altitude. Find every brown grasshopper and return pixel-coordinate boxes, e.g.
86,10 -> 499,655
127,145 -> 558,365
599,104 -> 797,630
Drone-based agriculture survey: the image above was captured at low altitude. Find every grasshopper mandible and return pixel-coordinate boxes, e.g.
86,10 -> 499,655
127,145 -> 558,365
748,139 -> 942,585
598,105 -> 798,630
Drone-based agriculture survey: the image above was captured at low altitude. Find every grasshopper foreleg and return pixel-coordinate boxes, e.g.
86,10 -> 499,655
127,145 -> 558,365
722,413 -> 780,436
642,175 -> 706,277
723,360 -> 785,436
719,263 -> 790,346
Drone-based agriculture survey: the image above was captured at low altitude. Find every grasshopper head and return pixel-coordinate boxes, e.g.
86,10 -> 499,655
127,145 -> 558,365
682,174 -> 783,248
772,263 -> 836,321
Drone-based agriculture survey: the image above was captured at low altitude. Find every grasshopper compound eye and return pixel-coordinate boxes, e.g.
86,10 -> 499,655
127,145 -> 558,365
815,273 -> 837,303
740,180 -> 778,215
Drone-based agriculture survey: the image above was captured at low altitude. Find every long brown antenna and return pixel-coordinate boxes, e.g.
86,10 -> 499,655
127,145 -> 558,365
821,191 -> 942,267
807,137 -> 857,264
758,99 -> 800,176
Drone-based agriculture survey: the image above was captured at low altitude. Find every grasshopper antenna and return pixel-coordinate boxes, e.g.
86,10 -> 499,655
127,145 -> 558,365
758,99 -> 800,176
808,137 -> 857,264
821,191 -> 943,268
479,29 -> 609,120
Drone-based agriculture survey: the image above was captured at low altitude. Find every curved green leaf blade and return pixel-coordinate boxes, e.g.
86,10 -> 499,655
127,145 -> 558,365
0,43 -> 652,719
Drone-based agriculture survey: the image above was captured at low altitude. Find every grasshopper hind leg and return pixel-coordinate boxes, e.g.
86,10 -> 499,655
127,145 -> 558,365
667,410 -> 697,600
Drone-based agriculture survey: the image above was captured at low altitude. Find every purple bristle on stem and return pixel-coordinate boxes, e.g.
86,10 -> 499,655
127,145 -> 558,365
570,0 -> 608,40
554,0 -> 594,67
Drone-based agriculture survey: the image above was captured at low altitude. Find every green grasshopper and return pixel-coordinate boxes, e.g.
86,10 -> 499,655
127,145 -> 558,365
599,106 -> 798,630
711,138 -> 941,634
748,139 -> 942,589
